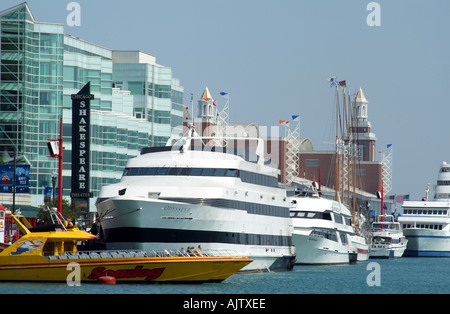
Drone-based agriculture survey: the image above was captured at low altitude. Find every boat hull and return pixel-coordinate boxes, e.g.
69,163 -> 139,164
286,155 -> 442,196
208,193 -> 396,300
369,243 -> 407,259
350,235 -> 370,261
0,254 -> 251,283
97,197 -> 295,272
292,233 -> 355,265
403,228 -> 450,257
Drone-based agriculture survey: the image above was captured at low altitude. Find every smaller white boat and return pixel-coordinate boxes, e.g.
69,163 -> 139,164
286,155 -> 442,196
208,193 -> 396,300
290,190 -> 359,265
369,214 -> 407,259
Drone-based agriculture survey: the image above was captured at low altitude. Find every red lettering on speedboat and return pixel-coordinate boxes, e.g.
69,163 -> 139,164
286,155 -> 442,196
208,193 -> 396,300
87,266 -> 164,281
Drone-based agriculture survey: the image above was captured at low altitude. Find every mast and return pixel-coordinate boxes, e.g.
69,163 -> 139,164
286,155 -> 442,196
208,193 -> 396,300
335,86 -> 339,200
342,88 -> 347,204
352,93 -> 357,224
346,91 -> 351,210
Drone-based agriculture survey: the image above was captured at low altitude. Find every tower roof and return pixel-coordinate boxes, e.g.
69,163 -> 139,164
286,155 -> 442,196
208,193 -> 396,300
356,88 -> 368,102
201,87 -> 212,101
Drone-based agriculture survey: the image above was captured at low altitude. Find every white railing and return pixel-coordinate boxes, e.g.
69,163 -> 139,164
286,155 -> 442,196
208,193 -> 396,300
44,248 -> 240,260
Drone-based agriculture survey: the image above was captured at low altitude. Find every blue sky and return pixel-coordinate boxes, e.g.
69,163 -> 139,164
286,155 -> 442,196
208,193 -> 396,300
2,0 -> 449,200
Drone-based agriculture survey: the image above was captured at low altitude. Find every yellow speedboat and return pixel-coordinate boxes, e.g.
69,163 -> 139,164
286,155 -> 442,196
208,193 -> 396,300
0,213 -> 251,283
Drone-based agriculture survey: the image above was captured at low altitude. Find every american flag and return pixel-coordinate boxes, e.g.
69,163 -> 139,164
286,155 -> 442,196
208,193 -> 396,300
395,194 -> 410,204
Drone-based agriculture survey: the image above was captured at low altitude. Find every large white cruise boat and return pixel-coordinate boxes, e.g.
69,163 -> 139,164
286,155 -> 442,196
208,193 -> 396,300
370,214 -> 407,259
95,134 -> 296,272
399,161 -> 450,257
289,187 -> 368,265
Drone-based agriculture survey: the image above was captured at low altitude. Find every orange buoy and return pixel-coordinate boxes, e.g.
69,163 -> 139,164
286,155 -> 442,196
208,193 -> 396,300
97,276 -> 116,284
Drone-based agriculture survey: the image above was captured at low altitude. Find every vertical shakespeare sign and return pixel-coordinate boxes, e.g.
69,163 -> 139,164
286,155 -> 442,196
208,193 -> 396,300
71,82 -> 93,211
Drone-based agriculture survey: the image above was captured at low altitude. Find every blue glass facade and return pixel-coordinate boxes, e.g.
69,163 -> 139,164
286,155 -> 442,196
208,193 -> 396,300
0,3 -> 184,214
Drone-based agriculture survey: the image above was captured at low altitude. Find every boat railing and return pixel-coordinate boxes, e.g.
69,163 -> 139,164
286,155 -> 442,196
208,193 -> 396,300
44,248 -> 240,260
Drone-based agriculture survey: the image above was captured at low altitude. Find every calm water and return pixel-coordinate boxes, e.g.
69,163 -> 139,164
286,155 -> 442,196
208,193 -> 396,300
0,257 -> 449,295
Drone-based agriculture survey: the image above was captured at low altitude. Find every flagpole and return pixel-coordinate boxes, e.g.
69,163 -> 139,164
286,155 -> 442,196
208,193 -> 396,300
190,93 -> 194,123
335,85 -> 339,200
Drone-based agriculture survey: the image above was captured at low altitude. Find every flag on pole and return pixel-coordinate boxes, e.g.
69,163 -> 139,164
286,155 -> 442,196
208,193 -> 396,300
279,120 -> 289,125
220,92 -> 229,99
395,194 -> 410,204
338,80 -> 347,88
328,77 -> 337,87
292,115 -> 300,121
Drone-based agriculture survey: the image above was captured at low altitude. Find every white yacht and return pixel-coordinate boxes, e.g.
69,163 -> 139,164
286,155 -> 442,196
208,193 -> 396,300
369,214 -> 407,258
399,161 -> 450,257
95,134 -> 296,272
289,189 -> 366,265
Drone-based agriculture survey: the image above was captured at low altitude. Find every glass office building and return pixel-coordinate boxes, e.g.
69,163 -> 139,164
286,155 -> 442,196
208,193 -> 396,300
0,3 -> 184,215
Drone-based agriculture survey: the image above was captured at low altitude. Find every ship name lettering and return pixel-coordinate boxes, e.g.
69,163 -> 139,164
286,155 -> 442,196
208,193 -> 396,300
163,205 -> 189,212
87,266 -> 164,281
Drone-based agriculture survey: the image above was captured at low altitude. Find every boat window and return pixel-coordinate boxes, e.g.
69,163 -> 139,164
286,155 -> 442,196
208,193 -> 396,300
190,168 -> 203,176
137,168 -> 147,175
168,168 -> 180,175
121,167 -> 244,179
292,211 -> 332,220
214,168 -> 227,176
310,229 -> 338,242
225,169 -> 239,177
146,167 -> 159,175
323,212 -> 332,221
202,168 -> 215,176
340,234 -> 348,245
240,170 -> 278,187
334,214 -> 343,224
179,168 -> 191,176
157,167 -> 169,175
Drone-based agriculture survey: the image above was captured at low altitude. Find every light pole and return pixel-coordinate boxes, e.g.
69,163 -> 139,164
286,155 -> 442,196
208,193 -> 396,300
51,171 -> 57,201
1,145 -> 16,214
47,117 -> 63,214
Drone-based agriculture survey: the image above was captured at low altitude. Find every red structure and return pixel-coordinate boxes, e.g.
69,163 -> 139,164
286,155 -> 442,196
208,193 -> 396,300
47,117 -> 64,214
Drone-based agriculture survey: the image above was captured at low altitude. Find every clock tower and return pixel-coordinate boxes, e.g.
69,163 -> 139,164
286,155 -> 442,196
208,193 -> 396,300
352,88 -> 377,161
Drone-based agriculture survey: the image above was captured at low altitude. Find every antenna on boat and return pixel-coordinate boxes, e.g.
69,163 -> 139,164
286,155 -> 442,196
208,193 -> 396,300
425,183 -> 430,201
48,207 -> 67,231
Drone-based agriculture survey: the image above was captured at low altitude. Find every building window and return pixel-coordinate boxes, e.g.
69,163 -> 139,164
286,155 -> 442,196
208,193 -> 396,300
356,169 -> 366,175
305,159 -> 319,167
128,81 -> 145,95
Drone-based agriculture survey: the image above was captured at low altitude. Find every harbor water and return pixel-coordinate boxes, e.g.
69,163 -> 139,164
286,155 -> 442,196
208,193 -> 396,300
1,257 -> 448,294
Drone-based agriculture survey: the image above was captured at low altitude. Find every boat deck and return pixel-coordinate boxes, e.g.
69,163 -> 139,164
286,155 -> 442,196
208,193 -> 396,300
44,249 -> 234,260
